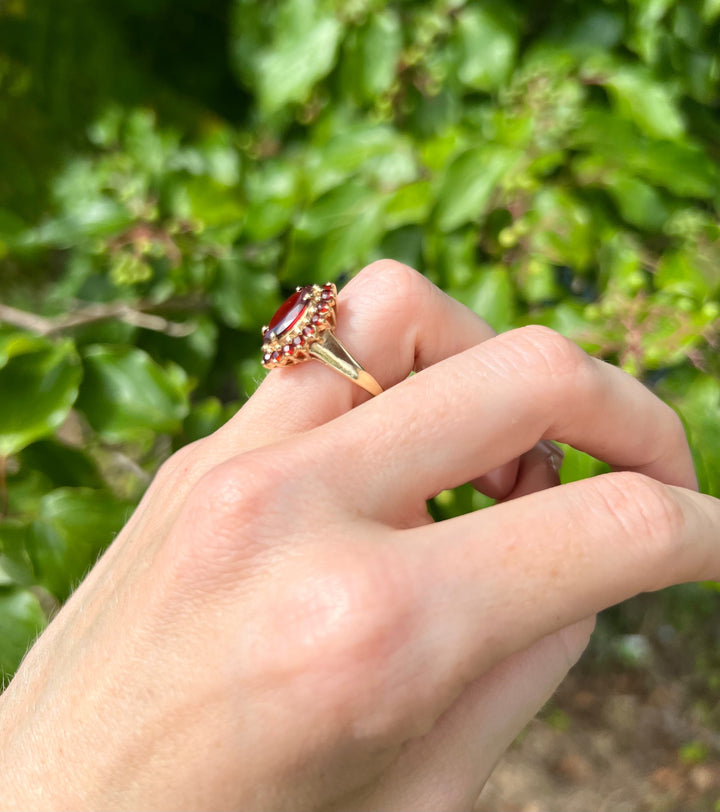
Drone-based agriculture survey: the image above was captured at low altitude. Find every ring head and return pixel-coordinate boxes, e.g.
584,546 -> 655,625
261,283 -> 337,368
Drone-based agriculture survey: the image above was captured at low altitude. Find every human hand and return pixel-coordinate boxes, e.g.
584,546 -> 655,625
1,262 -> 717,811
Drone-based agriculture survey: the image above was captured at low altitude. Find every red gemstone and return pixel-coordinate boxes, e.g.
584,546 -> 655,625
266,288 -> 312,340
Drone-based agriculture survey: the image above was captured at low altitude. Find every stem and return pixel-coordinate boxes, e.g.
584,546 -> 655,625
0,298 -> 205,338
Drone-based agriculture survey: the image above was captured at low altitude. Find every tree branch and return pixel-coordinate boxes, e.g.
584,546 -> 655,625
0,299 -> 202,338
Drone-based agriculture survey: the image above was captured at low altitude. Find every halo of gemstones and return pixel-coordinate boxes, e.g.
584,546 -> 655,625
261,283 -> 337,368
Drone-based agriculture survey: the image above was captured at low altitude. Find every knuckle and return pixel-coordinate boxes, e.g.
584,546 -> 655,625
191,451 -> 280,526
167,451 -> 288,585
153,441 -> 201,489
354,259 -> 428,306
275,545 -> 418,728
302,549 -> 413,662
590,471 -> 685,553
502,324 -> 587,381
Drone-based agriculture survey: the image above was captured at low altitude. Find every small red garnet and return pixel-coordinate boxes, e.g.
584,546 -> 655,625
265,287 -> 312,340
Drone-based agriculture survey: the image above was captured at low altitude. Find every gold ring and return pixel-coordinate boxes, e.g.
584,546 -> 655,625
261,283 -> 383,397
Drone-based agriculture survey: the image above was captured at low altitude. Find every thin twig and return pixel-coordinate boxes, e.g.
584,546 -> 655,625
0,304 -> 53,334
0,299 -> 201,338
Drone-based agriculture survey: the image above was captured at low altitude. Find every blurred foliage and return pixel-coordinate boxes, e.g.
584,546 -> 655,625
0,0 -> 718,682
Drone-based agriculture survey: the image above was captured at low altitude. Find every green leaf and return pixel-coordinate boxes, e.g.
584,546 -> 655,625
558,444 -> 611,484
573,110 -> 719,199
13,200 -> 133,252
305,123 -> 404,199
456,5 -> 518,91
0,337 -> 82,457
139,316 -> 219,384
0,587 -> 46,681
604,172 -> 669,231
384,181 -> 433,230
76,346 -> 190,443
551,8 -> 625,54
529,188 -> 594,271
535,302 -> 604,354
211,263 -> 280,330
290,181 -> 386,279
19,440 -> 103,490
255,0 -> 343,113
358,10 -> 402,99
0,521 -> 35,588
27,488 -> 131,602
604,67 -> 685,141
451,267 -> 517,332
658,372 -> 720,497
596,232 -> 643,293
244,159 -> 299,240
183,397 -> 225,443
435,147 -> 519,233
517,256 -> 559,305
0,331 -> 49,367
183,176 -> 245,235
656,249 -> 711,299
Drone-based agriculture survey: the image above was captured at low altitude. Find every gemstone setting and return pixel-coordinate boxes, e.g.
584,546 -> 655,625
261,283 -> 337,367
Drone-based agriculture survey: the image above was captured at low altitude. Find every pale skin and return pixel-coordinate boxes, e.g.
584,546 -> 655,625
0,261 -> 718,811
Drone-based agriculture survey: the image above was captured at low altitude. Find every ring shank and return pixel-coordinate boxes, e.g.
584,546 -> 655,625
308,331 -> 383,396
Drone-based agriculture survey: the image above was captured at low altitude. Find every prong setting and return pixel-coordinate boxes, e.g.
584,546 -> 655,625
261,283 -> 337,368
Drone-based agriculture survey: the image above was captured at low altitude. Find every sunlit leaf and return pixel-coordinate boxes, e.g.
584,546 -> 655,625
0,587 -> 46,680
0,337 -> 82,457
435,147 -> 519,233
358,10 -> 402,99
27,487 -> 131,601
451,267 -> 517,332
456,5 -> 519,91
255,0 -> 343,113
604,67 -> 685,140
76,346 -> 189,442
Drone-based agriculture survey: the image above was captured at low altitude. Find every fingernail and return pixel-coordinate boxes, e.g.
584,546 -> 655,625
536,440 -> 565,473
481,461 -> 519,498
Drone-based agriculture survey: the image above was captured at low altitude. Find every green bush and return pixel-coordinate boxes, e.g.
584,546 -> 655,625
0,0 -> 718,682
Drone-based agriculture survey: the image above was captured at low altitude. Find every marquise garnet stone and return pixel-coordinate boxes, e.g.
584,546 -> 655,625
262,283 -> 336,367
264,287 -> 310,341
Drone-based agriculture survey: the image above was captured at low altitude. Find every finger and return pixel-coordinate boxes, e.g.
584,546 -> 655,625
219,261 -> 499,445
348,619 -> 594,812
405,475 -> 719,700
132,263 -> 512,531
485,440 -> 564,502
317,325 -> 696,520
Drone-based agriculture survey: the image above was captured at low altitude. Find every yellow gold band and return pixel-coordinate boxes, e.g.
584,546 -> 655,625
308,330 -> 383,397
